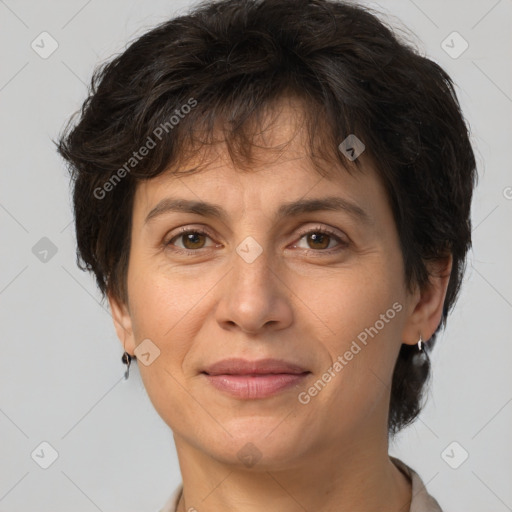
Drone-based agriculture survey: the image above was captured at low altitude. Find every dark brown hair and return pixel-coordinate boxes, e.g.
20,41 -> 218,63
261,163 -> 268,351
56,0 -> 477,435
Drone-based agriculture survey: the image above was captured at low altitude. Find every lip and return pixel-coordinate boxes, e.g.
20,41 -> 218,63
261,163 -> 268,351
202,357 -> 309,375
201,358 -> 310,399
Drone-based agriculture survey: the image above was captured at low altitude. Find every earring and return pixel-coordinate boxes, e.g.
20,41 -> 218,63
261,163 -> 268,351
417,334 -> 423,351
122,351 -> 132,380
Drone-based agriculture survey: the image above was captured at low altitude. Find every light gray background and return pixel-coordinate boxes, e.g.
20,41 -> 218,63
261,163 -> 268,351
1,0 -> 511,510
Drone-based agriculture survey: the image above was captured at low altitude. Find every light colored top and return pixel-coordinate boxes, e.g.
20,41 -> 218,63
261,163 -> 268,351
158,456 -> 443,512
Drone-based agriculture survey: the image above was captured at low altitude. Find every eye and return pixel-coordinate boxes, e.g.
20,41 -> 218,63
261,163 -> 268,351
164,227 -> 218,253
163,225 -> 348,255
293,226 -> 348,252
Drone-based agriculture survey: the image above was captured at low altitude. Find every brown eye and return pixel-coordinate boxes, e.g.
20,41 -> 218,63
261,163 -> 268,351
180,231 -> 207,250
306,232 -> 331,250
294,228 -> 346,252
165,229 -> 215,252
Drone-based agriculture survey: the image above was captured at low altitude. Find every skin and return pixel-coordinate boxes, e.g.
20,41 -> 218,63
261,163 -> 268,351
110,97 -> 451,512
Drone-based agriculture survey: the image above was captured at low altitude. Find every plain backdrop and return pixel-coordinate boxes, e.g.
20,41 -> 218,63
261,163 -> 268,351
1,0 -> 511,511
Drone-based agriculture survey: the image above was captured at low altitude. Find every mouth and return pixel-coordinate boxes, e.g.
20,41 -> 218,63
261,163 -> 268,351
201,358 -> 311,399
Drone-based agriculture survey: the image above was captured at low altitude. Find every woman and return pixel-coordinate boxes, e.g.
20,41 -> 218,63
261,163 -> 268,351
57,0 -> 477,510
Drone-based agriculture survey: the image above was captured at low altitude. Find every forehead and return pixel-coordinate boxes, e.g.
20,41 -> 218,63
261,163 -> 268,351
132,95 -> 384,220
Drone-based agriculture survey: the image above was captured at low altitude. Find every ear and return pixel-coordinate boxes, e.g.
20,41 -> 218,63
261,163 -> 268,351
401,254 -> 453,346
108,292 -> 136,356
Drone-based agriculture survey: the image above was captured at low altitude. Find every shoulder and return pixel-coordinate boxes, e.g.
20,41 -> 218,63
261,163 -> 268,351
158,483 -> 183,512
390,456 -> 444,512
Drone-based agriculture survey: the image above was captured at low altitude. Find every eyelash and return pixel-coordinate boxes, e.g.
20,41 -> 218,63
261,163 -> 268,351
163,225 -> 349,256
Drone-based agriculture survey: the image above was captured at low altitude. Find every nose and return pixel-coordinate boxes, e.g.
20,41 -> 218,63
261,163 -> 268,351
215,244 -> 294,335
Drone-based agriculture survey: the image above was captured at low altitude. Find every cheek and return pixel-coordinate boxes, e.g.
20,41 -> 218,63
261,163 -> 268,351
296,258 -> 405,405
125,262 -> 219,408
298,259 -> 405,346
126,270 -> 203,426
127,257 -> 210,341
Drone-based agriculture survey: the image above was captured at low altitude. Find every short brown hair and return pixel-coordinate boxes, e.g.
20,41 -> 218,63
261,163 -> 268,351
57,0 -> 477,435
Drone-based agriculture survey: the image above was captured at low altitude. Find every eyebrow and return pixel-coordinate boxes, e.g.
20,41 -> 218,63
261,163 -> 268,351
144,196 -> 371,225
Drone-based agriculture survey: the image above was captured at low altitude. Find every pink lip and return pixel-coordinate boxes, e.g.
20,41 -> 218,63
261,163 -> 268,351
202,358 -> 310,399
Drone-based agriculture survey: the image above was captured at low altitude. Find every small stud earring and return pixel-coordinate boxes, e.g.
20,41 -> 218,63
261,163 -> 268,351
417,334 -> 423,351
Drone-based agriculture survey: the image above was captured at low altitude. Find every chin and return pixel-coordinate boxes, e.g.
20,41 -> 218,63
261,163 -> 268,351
195,420 -> 312,469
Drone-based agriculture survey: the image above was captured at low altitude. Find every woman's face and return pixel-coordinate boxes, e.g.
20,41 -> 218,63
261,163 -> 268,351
110,100 -> 432,469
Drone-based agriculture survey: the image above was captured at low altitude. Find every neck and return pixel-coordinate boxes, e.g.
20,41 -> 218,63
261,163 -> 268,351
172,426 -> 411,512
